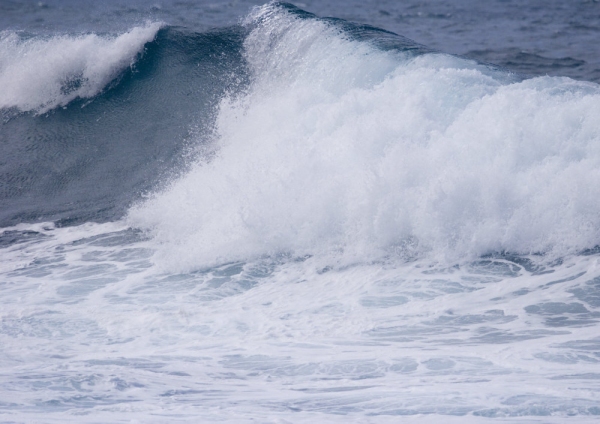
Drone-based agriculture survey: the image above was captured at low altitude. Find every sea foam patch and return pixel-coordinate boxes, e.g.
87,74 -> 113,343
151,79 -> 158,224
2,218 -> 600,422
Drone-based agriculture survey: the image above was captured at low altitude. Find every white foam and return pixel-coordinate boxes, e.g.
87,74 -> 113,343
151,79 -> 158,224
0,23 -> 162,113
2,217 -> 600,421
129,4 -> 600,272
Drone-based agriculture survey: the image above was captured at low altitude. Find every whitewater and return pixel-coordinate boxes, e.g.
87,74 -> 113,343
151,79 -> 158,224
1,2 -> 600,422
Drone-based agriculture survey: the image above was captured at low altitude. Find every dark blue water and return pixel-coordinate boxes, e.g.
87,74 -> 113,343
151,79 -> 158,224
3,0 -> 599,81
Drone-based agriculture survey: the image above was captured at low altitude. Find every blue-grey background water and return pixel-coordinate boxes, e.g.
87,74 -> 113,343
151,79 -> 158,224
2,1 -> 600,422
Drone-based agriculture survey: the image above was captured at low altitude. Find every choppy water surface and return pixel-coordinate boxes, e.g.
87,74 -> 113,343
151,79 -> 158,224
2,221 -> 600,422
2,1 -> 600,422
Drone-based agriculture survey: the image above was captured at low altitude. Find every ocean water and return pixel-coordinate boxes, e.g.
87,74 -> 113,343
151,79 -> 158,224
2,1 -> 600,422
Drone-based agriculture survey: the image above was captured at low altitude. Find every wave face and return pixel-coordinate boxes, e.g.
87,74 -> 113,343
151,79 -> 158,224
0,24 -> 248,226
129,3 -> 600,271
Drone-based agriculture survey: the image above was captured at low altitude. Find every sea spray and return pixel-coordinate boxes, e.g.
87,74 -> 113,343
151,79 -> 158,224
129,3 -> 600,272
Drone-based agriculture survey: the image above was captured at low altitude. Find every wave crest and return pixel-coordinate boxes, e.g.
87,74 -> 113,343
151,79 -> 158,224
0,23 -> 162,114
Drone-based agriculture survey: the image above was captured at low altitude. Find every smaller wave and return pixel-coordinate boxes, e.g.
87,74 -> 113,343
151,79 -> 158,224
0,23 -> 162,114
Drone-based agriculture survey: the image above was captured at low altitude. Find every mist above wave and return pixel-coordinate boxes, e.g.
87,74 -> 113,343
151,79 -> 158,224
128,3 -> 600,272
0,23 -> 162,114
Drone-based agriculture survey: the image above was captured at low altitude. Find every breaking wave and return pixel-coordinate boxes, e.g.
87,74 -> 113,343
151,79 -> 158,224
128,3 -> 600,271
